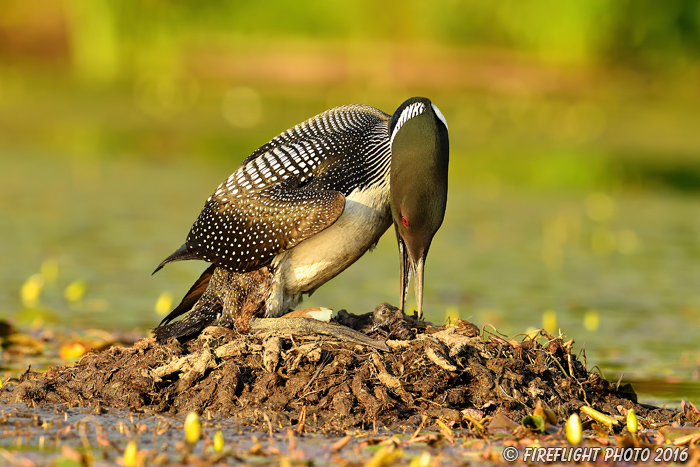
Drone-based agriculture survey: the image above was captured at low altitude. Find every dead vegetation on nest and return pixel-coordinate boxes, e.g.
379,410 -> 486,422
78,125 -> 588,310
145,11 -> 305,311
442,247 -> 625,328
2,310 -> 680,434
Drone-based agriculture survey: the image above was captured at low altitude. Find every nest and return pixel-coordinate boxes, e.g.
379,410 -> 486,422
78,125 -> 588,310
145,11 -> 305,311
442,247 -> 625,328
2,309 -> 675,432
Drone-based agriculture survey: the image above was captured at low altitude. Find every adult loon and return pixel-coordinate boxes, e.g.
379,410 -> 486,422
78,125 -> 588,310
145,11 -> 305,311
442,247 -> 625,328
153,97 -> 449,341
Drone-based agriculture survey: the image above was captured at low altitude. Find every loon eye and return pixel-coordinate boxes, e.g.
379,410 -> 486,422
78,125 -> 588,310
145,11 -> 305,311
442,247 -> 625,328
401,216 -> 409,227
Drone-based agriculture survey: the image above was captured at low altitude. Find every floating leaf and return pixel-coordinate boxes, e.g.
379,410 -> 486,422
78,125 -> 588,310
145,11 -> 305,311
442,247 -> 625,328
533,401 -> 545,418
543,408 -> 558,425
6,333 -> 44,356
660,426 -> 700,443
522,414 -> 546,432
488,413 -> 519,432
363,446 -> 402,467
54,456 -> 82,467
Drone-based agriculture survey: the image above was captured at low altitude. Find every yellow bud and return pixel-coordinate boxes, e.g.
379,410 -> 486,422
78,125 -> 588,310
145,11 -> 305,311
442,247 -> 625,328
65,280 -> 87,303
583,309 -> 600,331
59,342 -> 88,361
123,440 -> 138,467
213,430 -> 224,453
542,309 -> 557,333
364,446 -> 402,467
627,409 -> 638,434
444,306 -> 460,324
409,451 -> 432,467
20,274 -> 44,308
154,292 -> 173,316
566,413 -> 582,445
184,411 -> 201,444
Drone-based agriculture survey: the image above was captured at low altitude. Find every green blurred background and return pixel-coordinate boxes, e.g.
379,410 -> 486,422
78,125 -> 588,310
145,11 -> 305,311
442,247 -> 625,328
1,1 -> 699,399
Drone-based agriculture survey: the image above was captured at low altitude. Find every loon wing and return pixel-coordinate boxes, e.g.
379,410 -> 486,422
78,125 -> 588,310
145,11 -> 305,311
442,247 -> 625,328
157,264 -> 217,327
181,175 -> 345,272
155,104 -> 390,274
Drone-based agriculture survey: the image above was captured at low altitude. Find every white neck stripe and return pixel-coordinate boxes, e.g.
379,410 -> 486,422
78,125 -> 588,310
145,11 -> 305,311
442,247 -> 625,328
431,103 -> 448,130
390,102 -> 426,147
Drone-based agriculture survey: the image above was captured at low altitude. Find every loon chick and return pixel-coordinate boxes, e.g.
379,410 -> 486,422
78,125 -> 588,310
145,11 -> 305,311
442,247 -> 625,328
153,97 -> 449,341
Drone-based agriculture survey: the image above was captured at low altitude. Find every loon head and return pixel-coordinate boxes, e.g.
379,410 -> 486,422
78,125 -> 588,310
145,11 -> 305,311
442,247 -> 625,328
389,97 -> 449,320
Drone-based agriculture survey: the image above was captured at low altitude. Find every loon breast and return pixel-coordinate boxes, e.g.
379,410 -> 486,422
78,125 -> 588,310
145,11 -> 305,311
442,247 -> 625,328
277,182 -> 392,296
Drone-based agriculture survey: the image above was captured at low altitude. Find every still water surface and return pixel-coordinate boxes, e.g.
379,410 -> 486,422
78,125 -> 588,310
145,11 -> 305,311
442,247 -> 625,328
2,152 -> 699,404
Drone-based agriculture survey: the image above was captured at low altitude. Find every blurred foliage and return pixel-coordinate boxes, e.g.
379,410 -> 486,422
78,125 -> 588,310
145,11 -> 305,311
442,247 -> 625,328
0,0 -> 699,194
3,0 -> 700,71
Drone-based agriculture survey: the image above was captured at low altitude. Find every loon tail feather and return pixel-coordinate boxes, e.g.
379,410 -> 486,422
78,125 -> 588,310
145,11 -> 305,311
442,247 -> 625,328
152,244 -> 201,275
152,309 -> 218,342
158,265 -> 215,327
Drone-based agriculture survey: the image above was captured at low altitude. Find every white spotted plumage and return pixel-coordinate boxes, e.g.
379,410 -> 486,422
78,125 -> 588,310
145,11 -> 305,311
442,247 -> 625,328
183,104 -> 392,275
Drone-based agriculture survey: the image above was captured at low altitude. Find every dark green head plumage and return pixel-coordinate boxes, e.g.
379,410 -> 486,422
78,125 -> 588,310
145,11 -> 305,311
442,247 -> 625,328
388,97 -> 449,319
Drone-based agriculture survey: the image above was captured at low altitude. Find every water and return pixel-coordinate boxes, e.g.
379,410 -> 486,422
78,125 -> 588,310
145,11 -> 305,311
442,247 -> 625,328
1,149 -> 699,404
0,404 -> 496,466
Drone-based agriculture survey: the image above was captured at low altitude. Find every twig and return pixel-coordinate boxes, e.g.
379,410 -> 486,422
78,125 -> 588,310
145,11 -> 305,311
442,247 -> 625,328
251,318 -> 389,351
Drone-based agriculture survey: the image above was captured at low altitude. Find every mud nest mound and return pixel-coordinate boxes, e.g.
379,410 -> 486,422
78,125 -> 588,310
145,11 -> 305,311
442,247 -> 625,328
1,311 -> 676,431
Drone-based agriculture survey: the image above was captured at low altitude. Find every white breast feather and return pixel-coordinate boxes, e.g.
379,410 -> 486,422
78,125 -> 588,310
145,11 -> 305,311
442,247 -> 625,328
265,182 -> 391,317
